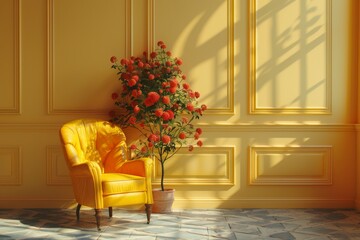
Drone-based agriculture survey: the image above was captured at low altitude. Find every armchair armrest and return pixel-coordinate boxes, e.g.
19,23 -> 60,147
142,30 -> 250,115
119,157 -> 154,204
71,161 -> 102,178
69,161 -> 104,208
118,158 -> 153,178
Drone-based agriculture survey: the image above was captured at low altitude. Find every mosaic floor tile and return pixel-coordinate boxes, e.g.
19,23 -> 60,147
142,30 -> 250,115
1,208 -> 360,239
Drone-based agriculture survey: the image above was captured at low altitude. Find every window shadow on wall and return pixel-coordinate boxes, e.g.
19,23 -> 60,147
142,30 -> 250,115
252,0 -> 329,111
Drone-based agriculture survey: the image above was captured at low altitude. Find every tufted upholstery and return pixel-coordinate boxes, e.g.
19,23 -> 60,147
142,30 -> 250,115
59,119 -> 153,230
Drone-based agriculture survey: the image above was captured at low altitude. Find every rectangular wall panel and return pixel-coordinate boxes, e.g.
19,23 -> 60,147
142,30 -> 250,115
150,0 -> 234,114
0,0 -> 20,113
249,0 -> 331,114
47,0 -> 130,114
154,146 -> 235,186
0,146 -> 21,185
249,145 -> 333,185
46,146 -> 71,185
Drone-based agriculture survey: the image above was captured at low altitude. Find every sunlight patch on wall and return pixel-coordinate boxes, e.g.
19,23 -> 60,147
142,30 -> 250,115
249,0 -> 331,114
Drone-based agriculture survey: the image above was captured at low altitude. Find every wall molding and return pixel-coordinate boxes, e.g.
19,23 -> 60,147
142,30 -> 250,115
248,145 -> 333,185
0,0 -> 21,114
46,145 -> 71,186
198,123 -> 355,132
249,0 -> 332,114
153,146 -> 235,186
0,123 -> 61,132
148,0 -> 235,115
46,0 -> 132,114
0,123 -> 355,132
0,146 -> 22,185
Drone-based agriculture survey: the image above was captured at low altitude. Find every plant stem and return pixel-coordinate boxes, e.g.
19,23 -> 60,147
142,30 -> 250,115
160,161 -> 165,191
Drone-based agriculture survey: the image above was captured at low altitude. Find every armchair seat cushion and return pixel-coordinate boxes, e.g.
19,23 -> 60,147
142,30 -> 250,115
102,173 -> 146,195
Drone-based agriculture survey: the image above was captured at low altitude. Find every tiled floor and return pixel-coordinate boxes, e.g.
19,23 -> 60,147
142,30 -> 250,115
1,208 -> 360,239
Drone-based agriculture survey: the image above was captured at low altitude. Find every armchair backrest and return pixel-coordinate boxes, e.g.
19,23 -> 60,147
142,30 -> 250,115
60,119 -> 128,172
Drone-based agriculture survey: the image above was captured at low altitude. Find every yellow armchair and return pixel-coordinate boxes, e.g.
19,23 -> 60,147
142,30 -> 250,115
59,119 -> 153,231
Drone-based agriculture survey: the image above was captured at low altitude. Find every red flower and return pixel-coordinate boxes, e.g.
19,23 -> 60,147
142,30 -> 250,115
162,82 -> 169,88
182,74 -> 187,80
186,103 -> 194,111
129,116 -> 136,124
196,140 -> 203,147
148,74 -> 155,80
170,79 -> 178,88
157,41 -> 164,46
121,73 -> 131,80
194,132 -> 200,140
166,110 -> 174,120
132,89 -> 139,98
201,104 -> 207,111
188,145 -> 194,151
188,91 -> 195,98
148,134 -> 159,142
138,61 -> 144,68
111,92 -> 118,100
162,135 -> 171,144
128,78 -> 137,87
150,52 -> 157,59
110,56 -> 117,63
132,75 -> 139,81
127,65 -> 134,72
130,144 -> 137,150
175,58 -> 183,65
161,112 -> 170,121
179,132 -> 186,139
166,51 -> 172,56
144,92 -> 160,107
196,128 -> 202,135
133,105 -> 140,114
120,58 -> 128,65
195,92 -> 200,98
183,83 -> 190,90
169,87 -> 177,94
155,108 -> 163,117
162,96 -> 170,104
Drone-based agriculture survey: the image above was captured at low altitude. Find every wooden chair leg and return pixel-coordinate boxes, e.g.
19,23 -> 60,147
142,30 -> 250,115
94,209 -> 101,231
145,204 -> 152,224
109,207 -> 113,218
76,204 -> 81,221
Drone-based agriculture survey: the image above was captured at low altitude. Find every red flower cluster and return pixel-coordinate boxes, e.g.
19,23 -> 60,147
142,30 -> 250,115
109,41 -> 207,189
144,92 -> 160,107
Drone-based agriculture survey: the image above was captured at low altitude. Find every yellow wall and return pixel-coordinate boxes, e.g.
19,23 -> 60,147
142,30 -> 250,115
0,0 -> 358,209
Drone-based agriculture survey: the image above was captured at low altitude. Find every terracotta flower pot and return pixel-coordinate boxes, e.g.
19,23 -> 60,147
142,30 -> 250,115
152,188 -> 175,213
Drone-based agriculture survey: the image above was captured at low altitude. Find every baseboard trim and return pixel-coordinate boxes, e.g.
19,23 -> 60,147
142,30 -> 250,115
0,198 -> 355,209
173,198 -> 355,209
0,199 -> 77,208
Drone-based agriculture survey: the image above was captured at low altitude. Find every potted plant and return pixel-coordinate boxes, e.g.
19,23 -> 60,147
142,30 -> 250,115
109,41 -> 207,212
